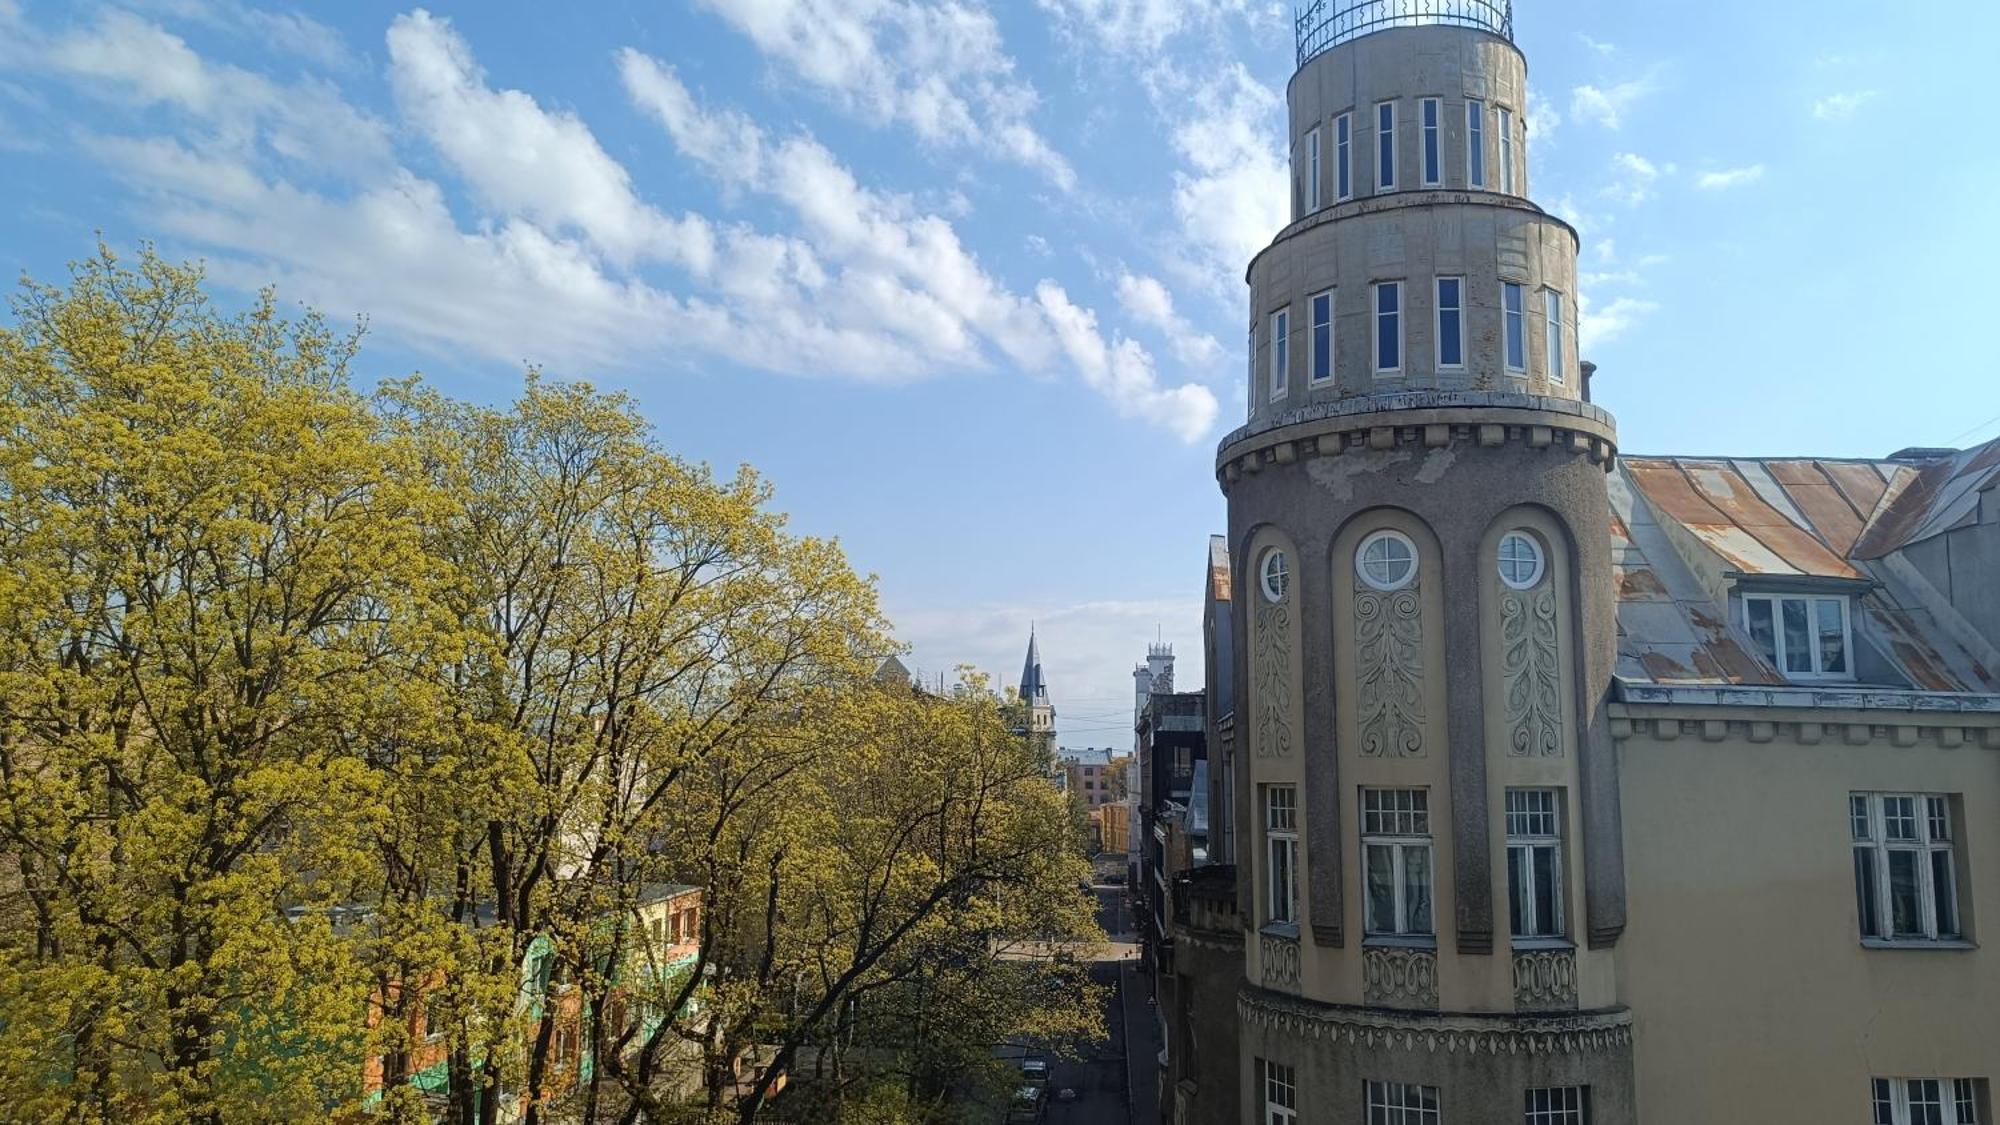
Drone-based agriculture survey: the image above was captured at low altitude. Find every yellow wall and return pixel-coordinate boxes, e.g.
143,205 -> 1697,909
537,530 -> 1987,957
1616,709 -> 2000,1121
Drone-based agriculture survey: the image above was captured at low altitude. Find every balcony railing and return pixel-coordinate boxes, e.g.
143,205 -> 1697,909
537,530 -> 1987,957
1296,0 -> 1514,68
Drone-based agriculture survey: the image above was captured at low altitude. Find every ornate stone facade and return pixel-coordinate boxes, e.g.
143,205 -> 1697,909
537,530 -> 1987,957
1254,597 -> 1295,759
1356,577 -> 1425,758
1361,945 -> 1438,1009
1260,928 -> 1301,991
1501,585 -> 1562,756
1513,946 -> 1579,1010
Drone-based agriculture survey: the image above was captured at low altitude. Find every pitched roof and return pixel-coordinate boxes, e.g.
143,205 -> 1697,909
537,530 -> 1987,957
1610,442 -> 2000,695
1019,628 -> 1049,705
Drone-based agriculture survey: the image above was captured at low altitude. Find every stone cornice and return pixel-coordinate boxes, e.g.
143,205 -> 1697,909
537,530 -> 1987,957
1237,984 -> 1632,1056
1216,394 -> 1618,488
1612,681 -> 2000,715
1248,189 -> 1576,280
1609,706 -> 2000,751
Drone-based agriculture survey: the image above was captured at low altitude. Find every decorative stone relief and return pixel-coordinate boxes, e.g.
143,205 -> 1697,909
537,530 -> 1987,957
1355,577 -> 1426,757
1238,987 -> 1632,1056
1259,929 -> 1301,991
1254,599 -> 1295,758
1512,946 -> 1578,1010
1361,945 -> 1438,1009
1502,586 -> 1562,756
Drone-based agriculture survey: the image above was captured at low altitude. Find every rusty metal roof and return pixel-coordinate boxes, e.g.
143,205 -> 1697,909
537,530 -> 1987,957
1611,441 -> 2000,695
1208,535 -> 1232,603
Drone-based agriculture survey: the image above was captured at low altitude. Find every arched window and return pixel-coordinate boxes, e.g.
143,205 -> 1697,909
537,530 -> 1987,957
1260,549 -> 1291,603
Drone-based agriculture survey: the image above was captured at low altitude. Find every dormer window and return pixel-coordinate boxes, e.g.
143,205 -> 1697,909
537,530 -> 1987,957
1744,593 -> 1853,680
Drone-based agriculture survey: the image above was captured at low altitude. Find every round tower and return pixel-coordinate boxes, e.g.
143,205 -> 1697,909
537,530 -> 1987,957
1223,2 -> 1632,1120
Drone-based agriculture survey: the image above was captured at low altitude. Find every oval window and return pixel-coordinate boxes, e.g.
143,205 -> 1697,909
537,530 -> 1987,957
1357,531 -> 1418,591
1498,531 -> 1545,589
1260,549 -> 1291,603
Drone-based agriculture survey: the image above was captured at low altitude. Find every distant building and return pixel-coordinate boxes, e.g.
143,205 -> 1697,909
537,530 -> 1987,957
1013,627 -> 1057,753
1171,2 -> 2000,1123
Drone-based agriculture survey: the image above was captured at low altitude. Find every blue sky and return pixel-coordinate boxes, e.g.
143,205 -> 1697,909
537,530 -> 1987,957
1,0 -> 1995,736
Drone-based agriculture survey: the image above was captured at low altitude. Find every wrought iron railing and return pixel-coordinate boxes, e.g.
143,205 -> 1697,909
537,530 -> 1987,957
1296,0 -> 1514,68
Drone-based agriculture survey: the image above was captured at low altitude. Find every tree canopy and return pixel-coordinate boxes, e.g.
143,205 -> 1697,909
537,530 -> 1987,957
0,246 -> 1103,1125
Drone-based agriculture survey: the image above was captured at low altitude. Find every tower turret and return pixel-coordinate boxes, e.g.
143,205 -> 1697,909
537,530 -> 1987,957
1222,3 -> 1632,1120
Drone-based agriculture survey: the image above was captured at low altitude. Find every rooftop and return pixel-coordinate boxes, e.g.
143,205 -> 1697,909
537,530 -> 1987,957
1611,440 -> 2000,695
1295,0 -> 1514,69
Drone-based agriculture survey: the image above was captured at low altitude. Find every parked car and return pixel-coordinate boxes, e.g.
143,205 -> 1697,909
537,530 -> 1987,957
1020,1057 -> 1050,1085
1004,1083 -> 1045,1123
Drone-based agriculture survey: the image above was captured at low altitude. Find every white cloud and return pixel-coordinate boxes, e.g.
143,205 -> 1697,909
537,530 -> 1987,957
1578,293 -> 1658,352
1115,272 -> 1223,368
692,0 -> 1075,190
1695,164 -> 1765,190
1813,90 -> 1876,120
1156,62 -> 1288,293
1525,88 -> 1561,143
1602,151 -> 1667,206
40,9 -> 389,174
1578,33 -> 1617,56
1035,0 -> 1278,55
1570,75 -> 1657,130
386,10 -> 712,270
620,49 -> 1217,439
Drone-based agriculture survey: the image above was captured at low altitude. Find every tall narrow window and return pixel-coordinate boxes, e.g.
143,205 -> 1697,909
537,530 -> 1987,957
1503,281 -> 1526,372
1310,290 -> 1334,382
1434,277 -> 1464,369
1336,112 -> 1353,200
1507,789 -> 1564,940
1545,288 -> 1566,384
1467,99 -> 1486,188
1260,1060 -> 1298,1125
1498,106 -> 1516,193
1366,1081 -> 1440,1124
1362,788 -> 1433,937
1265,786 -> 1298,924
1306,127 -> 1322,212
1374,281 -> 1402,375
1852,793 -> 1962,943
1420,97 -> 1441,186
1744,593 -> 1851,679
1376,101 -> 1397,190
1269,308 -> 1290,401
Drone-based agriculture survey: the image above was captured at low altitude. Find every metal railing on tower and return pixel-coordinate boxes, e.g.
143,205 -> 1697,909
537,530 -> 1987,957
1295,0 -> 1514,68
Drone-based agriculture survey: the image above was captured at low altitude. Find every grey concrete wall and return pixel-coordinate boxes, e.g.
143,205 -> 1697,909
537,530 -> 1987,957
1226,430 -> 1625,965
1248,200 -> 1579,422
1288,25 -> 1530,213
1239,986 -> 1635,1125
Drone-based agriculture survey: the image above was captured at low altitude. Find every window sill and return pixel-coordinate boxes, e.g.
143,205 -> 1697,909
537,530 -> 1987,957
1361,934 -> 1437,950
1510,937 -> 1575,952
1259,921 -> 1300,940
1861,937 -> 1977,952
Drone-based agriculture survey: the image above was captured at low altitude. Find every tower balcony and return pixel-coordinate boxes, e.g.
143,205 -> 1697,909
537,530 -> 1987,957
1296,0 -> 1514,68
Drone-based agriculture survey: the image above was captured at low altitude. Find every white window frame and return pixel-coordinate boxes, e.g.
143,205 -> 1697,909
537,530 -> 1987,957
1373,281 -> 1403,376
1743,592 -> 1855,680
1357,530 -> 1418,592
1310,289 -> 1335,383
1503,281 -> 1527,373
1260,549 -> 1290,603
1873,1077 -> 1984,1125
1506,788 -> 1565,941
1366,1080 -> 1440,1124
1498,106 -> 1516,193
1434,276 -> 1465,371
1306,127 -> 1322,212
1544,287 -> 1566,384
1526,1086 -> 1589,1125
1420,97 -> 1442,186
1376,101 -> 1397,191
1262,1060 -> 1298,1125
1852,792 -> 1962,944
1270,307 -> 1290,401
1362,788 -> 1434,938
1498,531 -> 1546,589
1265,786 -> 1299,925
1336,112 -> 1354,201
1467,98 -> 1486,188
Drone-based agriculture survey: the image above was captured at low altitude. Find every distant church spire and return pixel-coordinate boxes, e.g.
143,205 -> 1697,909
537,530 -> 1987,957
1020,626 -> 1050,706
